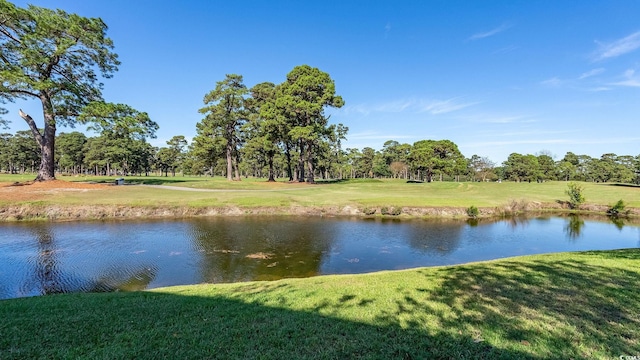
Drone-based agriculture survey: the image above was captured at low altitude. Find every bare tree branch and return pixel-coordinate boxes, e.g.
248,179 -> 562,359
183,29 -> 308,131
18,109 -> 44,148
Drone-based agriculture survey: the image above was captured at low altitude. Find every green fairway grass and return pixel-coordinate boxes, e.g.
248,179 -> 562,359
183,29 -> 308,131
1,249 -> 638,359
1,174 -> 638,211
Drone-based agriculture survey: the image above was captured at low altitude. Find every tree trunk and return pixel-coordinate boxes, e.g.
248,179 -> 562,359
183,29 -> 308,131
19,108 -> 56,181
225,143 -> 233,181
297,141 -> 305,182
267,151 -> 275,182
306,157 -> 315,183
233,157 -> 240,181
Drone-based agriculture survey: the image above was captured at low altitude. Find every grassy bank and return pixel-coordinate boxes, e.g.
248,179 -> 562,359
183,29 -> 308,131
1,249 -> 639,359
0,175 -> 638,220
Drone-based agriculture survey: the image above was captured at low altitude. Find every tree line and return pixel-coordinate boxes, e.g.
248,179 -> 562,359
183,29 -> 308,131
2,125 -> 639,185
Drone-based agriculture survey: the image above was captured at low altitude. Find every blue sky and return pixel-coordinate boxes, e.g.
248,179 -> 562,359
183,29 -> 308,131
4,0 -> 640,163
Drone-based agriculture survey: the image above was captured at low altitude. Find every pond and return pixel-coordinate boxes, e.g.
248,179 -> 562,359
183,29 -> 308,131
1,215 -> 638,300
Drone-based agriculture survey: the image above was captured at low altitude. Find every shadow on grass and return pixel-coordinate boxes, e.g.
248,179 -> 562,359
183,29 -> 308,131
0,290 -> 529,359
2,250 -> 639,359
314,178 -> 384,185
124,178 -> 194,185
597,183 -> 640,188
378,251 -> 640,358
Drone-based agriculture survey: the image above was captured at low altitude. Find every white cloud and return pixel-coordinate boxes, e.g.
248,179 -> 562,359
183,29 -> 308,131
540,77 -> 563,87
467,139 -> 569,147
341,97 -> 479,116
586,87 -> 612,92
468,136 -> 640,148
458,113 -> 534,125
418,98 -> 480,114
374,99 -> 415,113
384,22 -> 391,38
469,23 -> 512,41
578,68 -> 605,79
609,68 -> 640,87
593,31 -> 640,61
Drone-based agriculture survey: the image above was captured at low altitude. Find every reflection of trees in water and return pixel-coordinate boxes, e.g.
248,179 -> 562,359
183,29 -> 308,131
402,220 -> 464,255
189,217 -> 337,283
22,224 -> 156,296
609,216 -> 626,230
25,224 -> 65,295
505,215 -> 531,230
564,215 -> 585,240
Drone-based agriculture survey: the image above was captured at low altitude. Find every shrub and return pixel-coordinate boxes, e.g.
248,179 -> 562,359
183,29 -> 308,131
565,182 -> 585,209
362,207 -> 377,215
466,205 -> 479,219
381,206 -> 402,216
607,200 -> 629,217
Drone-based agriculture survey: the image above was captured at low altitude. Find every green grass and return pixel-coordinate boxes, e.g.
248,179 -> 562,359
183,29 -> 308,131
1,174 -> 638,210
1,249 -> 639,359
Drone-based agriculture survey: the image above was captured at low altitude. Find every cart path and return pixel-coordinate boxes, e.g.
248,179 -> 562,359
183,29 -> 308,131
140,184 -> 314,192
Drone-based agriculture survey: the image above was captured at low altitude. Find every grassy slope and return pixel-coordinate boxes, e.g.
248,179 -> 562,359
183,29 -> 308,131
1,249 -> 638,359
0,174 -> 638,209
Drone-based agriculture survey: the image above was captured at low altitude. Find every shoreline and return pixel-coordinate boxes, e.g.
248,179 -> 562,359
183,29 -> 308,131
1,202 -> 637,222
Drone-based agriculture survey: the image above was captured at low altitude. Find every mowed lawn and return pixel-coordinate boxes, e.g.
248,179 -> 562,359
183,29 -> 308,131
1,249 -> 639,359
0,174 -> 638,209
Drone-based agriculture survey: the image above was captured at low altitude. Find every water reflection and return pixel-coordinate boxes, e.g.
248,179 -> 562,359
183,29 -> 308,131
0,215 -> 639,300
403,220 -> 463,255
27,224 -> 64,295
610,216 -> 626,230
505,215 -> 532,229
565,215 -> 585,240
189,217 -> 336,282
16,223 -> 157,298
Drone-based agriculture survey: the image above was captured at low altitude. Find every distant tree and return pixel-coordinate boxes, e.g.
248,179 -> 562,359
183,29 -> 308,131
324,123 -> 349,179
345,148 -> 362,179
153,136 -> 187,177
199,74 -> 248,181
503,153 -> 540,182
389,161 -> 409,179
556,160 -> 576,181
165,135 -> 188,176
575,154 -> 594,181
356,147 -> 376,178
77,102 -> 157,176
372,150 -> 391,178
468,155 -> 495,182
8,130 -> 40,173
381,140 -> 411,179
128,140 -> 154,176
408,140 -> 465,182
155,147 -> 173,177
0,133 -> 10,172
56,132 -> 87,174
82,137 -> 107,175
562,152 -> 580,166
277,65 -> 344,183
79,102 -> 158,141
188,125 -> 225,176
634,155 -> 640,184
245,82 -> 279,181
0,106 -> 8,129
537,154 -> 556,181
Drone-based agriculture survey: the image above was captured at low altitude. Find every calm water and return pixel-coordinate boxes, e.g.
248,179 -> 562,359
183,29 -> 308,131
1,216 -> 638,300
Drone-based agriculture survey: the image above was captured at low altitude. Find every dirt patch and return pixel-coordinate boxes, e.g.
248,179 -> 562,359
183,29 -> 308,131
0,180 -> 110,202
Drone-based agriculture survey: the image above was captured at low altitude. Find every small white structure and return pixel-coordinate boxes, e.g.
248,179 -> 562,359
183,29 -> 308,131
115,178 -> 124,185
